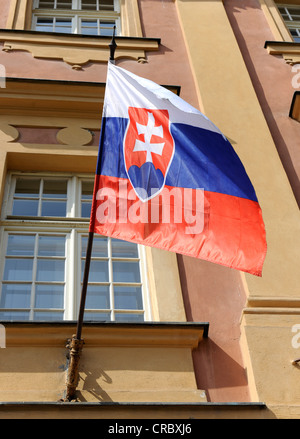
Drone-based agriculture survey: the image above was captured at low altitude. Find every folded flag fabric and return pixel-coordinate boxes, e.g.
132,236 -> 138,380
89,62 -> 267,276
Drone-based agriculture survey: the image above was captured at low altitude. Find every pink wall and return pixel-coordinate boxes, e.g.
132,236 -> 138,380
0,0 -> 11,28
178,256 -> 251,402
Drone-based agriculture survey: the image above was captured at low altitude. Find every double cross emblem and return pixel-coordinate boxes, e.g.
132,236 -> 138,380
124,107 -> 175,202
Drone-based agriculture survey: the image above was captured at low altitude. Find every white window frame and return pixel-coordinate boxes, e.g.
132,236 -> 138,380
33,0 -> 119,12
0,172 -> 151,322
32,0 -> 121,35
277,4 -> 300,42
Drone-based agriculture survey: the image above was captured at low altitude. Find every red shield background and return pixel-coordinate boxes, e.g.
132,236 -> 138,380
124,107 -> 174,180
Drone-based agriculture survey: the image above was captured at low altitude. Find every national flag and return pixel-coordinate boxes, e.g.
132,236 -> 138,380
89,62 -> 267,276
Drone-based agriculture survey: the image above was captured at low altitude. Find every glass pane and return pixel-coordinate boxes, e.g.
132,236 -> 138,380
100,21 -> 115,36
111,239 -> 138,258
290,29 -> 300,42
93,237 -> 108,256
288,8 -> 300,20
39,1 -> 55,8
114,286 -> 143,310
36,18 -> 54,32
15,178 -> 40,197
81,20 -> 98,35
0,284 -> 32,308
81,201 -> 92,218
100,0 -> 114,11
81,0 -> 97,10
114,313 -> 144,323
82,259 -> 108,282
81,181 -> 94,199
36,17 -> 54,24
41,200 -> 67,216
83,311 -> 111,321
36,259 -> 65,282
82,236 -> 107,257
34,311 -> 64,321
0,310 -> 30,320
7,234 -> 35,256
38,235 -> 65,257
35,284 -> 64,308
112,261 -> 140,283
43,180 -> 67,198
36,24 -> 54,32
85,284 -> 110,309
12,199 -> 39,216
55,18 -> 72,33
56,0 -> 73,9
3,259 -> 33,281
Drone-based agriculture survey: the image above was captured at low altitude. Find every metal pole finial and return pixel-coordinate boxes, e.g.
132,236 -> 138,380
109,25 -> 117,63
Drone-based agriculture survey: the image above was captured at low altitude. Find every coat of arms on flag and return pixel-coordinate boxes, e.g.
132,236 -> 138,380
124,108 -> 174,202
89,62 -> 267,277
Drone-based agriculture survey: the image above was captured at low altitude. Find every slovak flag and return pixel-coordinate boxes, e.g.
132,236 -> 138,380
89,62 -> 267,276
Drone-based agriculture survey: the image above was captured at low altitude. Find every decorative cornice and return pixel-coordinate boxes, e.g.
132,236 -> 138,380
243,296 -> 300,315
264,40 -> 300,65
0,78 -> 180,120
0,29 -> 161,68
2,321 -> 209,348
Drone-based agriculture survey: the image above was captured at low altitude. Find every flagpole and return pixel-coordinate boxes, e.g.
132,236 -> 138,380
64,28 -> 117,402
75,25 -> 117,341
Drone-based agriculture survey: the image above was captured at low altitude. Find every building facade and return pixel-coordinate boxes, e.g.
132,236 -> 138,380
0,0 -> 299,419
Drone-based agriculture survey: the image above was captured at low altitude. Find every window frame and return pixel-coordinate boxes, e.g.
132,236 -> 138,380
0,172 -> 151,323
32,0 -> 121,36
277,4 -> 300,42
33,0 -> 117,11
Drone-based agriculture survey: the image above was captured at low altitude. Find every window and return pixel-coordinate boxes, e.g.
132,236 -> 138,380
278,4 -> 300,42
0,173 -> 148,322
32,0 -> 120,36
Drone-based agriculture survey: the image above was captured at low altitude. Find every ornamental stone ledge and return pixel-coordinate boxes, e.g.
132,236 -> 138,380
264,41 -> 300,65
2,321 -> 209,348
0,30 -> 161,68
0,322 -> 209,404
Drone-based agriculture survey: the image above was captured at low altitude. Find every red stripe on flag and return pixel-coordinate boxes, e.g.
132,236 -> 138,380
89,175 -> 266,276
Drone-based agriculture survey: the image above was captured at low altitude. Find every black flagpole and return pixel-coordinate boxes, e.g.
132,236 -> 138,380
64,28 -> 117,401
109,25 -> 117,63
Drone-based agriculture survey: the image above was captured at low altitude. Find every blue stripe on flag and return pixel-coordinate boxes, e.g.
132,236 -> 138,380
96,117 -> 258,201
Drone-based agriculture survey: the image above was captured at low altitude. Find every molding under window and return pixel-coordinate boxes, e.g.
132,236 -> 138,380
264,40 -> 300,64
0,77 -> 179,124
0,29 -> 161,68
0,321 -> 210,403
3,321 -> 209,347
